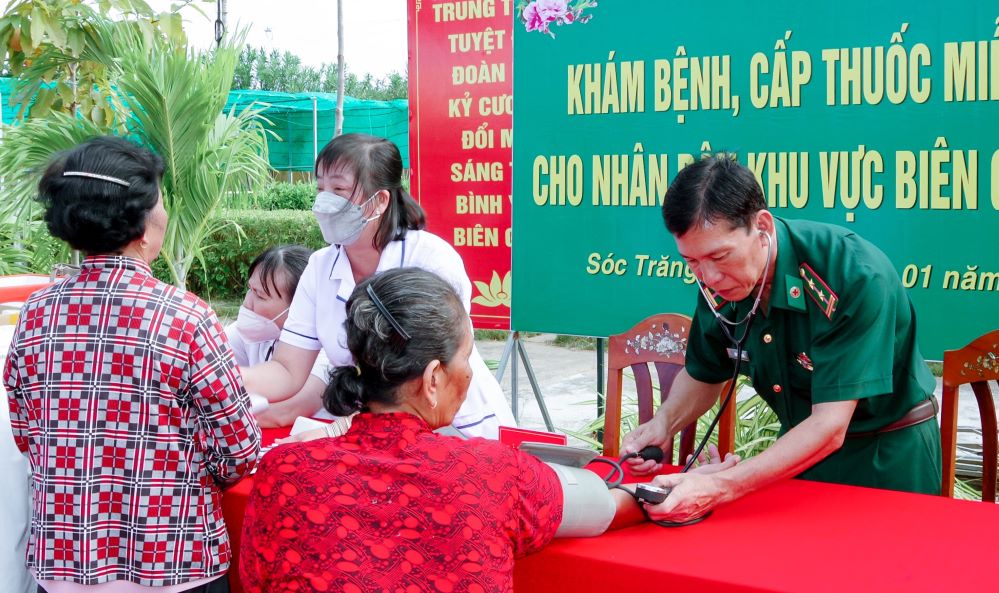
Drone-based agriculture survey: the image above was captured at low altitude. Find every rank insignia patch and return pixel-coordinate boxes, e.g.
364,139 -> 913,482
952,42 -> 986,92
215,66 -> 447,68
798,263 -> 838,319
796,352 -> 814,372
785,275 -> 806,312
701,286 -> 727,310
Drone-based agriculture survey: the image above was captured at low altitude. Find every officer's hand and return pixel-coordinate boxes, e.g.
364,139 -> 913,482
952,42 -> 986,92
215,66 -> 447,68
685,443 -> 740,475
621,419 -> 669,475
645,472 -> 725,522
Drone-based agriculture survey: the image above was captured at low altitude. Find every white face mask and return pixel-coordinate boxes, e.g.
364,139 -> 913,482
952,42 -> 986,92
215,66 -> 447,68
312,190 -> 382,246
235,305 -> 288,343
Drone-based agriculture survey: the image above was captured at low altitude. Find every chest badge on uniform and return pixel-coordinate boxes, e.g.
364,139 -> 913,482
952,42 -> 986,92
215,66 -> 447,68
799,263 -> 839,320
796,352 -> 814,372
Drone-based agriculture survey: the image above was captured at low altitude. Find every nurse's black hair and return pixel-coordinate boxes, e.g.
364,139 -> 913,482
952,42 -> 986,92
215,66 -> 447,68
315,133 -> 425,251
662,154 -> 766,237
324,267 -> 467,416
247,245 -> 313,301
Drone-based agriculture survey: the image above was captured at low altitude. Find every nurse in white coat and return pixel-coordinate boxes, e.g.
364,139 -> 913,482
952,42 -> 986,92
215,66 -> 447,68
242,134 -> 514,438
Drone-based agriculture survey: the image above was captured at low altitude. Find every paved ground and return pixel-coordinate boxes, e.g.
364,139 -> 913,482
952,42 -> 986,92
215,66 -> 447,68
477,334 -> 996,456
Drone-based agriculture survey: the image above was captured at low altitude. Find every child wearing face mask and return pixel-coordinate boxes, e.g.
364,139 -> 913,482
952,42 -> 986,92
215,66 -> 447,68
241,134 -> 516,439
226,245 -> 351,433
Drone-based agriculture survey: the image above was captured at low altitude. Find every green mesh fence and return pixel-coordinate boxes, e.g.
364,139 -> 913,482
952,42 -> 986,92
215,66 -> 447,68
0,79 -> 409,171
0,77 -> 26,124
225,90 -> 409,171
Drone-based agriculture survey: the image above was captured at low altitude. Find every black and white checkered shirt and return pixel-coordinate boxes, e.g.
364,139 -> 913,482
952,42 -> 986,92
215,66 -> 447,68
4,255 -> 260,586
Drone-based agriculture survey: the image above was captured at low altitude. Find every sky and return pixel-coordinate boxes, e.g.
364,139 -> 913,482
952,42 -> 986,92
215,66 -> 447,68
147,0 -> 410,78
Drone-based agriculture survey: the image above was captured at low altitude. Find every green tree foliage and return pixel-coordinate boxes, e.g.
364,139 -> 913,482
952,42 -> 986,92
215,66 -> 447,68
0,18 -> 271,290
0,0 -> 190,126
0,222 -> 32,274
244,181 -> 317,210
232,46 -> 321,92
163,209 -> 326,300
232,45 -> 408,100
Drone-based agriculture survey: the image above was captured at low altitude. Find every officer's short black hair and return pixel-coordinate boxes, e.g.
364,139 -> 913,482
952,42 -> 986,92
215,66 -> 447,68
36,136 -> 164,254
662,155 -> 766,236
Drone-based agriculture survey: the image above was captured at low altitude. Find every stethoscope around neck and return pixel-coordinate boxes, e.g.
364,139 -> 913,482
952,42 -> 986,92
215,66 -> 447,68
600,231 -> 776,528
665,230 -> 773,504
694,230 -> 774,351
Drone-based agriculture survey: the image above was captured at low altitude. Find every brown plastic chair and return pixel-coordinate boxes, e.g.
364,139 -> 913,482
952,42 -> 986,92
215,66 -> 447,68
941,330 -> 999,502
602,313 -> 735,461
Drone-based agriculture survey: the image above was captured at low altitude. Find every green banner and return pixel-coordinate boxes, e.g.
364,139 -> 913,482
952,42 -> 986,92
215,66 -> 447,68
512,0 -> 998,358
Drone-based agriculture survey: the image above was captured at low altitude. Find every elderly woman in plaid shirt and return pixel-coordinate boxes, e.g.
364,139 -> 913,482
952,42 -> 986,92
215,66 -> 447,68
3,136 -> 260,593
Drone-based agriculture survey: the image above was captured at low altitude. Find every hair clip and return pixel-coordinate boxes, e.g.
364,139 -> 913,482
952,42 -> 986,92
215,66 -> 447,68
62,171 -> 130,187
366,284 -> 411,342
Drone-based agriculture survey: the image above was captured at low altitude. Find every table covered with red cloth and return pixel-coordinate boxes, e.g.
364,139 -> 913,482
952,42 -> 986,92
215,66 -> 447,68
223,427 -> 289,593
226,430 -> 999,592
514,477 -> 999,592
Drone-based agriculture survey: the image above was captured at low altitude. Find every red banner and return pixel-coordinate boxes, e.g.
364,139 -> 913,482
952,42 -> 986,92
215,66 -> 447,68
408,0 -> 513,330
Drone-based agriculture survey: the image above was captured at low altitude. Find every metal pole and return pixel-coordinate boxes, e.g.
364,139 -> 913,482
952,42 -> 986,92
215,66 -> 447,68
510,332 -> 519,422
596,337 -> 605,415
215,0 -> 227,46
335,0 -> 345,136
495,332 -> 516,382
596,337 -> 605,442
312,96 -> 319,164
516,339 -> 555,432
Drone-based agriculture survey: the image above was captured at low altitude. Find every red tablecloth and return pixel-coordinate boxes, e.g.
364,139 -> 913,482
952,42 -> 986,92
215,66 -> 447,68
223,427 -> 289,593
224,433 -> 999,592
514,478 -> 999,592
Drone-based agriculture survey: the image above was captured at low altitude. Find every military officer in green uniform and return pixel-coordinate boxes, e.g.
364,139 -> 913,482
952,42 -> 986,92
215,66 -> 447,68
623,155 -> 941,523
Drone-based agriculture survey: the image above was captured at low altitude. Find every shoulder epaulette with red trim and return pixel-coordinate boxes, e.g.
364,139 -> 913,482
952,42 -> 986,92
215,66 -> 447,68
705,287 -> 727,310
799,263 -> 838,319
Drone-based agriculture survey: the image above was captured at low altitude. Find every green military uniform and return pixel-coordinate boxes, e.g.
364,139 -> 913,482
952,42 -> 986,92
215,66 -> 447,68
685,216 -> 941,494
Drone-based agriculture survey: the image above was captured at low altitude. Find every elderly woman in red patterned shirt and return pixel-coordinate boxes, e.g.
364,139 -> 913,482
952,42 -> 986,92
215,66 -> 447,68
3,136 -> 260,593
240,267 -> 652,593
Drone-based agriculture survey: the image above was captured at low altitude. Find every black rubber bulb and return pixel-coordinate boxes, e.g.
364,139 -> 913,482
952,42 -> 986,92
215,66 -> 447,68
638,445 -> 664,463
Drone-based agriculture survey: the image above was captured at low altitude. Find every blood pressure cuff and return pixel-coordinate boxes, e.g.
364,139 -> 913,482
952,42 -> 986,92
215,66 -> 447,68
546,462 -> 615,537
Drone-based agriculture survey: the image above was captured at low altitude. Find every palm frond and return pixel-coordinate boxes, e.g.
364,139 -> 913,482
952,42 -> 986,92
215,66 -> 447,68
0,18 -> 272,287
0,222 -> 32,274
104,27 -> 268,287
0,113 -> 106,220
565,373 -> 782,460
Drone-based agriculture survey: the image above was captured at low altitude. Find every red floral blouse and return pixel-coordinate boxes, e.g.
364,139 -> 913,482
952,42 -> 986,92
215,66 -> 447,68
240,412 -> 563,593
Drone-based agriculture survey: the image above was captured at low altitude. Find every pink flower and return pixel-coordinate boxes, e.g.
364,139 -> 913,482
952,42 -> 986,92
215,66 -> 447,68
522,2 -> 545,32
522,0 -> 595,36
535,0 -> 570,23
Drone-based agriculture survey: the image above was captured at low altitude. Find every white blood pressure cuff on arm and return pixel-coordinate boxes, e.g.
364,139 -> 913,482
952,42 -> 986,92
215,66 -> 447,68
291,415 -> 354,438
546,462 -> 615,538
